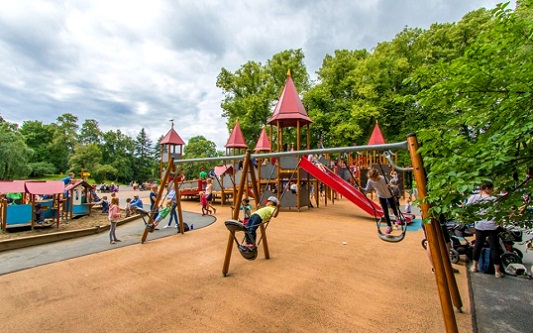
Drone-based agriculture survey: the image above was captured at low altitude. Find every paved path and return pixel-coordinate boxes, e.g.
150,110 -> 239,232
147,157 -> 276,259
0,211 -> 216,275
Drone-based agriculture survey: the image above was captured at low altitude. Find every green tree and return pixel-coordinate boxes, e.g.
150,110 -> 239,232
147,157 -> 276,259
0,121 -> 33,179
217,49 -> 310,147
48,113 -> 79,173
93,164 -> 119,183
101,129 -> 136,183
183,135 -> 218,180
79,119 -> 103,145
134,128 -> 157,182
68,143 -> 102,173
411,1 -> 533,227
19,120 -> 54,163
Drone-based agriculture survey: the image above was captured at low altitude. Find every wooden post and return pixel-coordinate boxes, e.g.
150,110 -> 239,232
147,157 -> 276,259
406,133 -> 459,333
175,167 -> 185,235
223,150 -> 254,276
141,158 -> 173,243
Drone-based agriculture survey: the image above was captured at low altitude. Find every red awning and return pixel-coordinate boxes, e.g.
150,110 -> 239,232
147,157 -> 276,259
25,181 -> 66,195
0,180 -> 26,193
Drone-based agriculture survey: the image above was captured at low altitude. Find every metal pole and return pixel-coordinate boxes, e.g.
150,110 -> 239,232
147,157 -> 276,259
406,133 -> 458,333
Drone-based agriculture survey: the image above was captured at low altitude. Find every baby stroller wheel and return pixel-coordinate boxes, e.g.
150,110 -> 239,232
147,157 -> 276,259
511,248 -> 523,260
449,248 -> 460,264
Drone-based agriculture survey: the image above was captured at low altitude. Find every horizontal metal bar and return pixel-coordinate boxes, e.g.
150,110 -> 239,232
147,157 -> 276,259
174,141 -> 408,165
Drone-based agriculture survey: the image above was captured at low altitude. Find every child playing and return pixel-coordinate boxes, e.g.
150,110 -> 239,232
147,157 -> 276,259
152,201 -> 173,228
240,198 -> 252,225
124,198 -> 132,218
101,196 -> 110,214
34,203 -> 44,224
108,197 -> 121,244
243,196 -> 279,247
404,198 -> 412,214
360,168 -> 400,234
199,191 -> 211,215
389,179 -> 402,217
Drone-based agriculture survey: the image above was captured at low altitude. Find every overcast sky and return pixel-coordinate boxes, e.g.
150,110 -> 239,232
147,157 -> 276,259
0,0 -> 511,150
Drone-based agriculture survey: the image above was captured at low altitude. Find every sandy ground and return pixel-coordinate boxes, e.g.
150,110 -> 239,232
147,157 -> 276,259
0,197 -> 472,333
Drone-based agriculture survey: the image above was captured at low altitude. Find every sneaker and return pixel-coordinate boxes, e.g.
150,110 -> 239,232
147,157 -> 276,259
495,271 -> 505,278
395,219 -> 402,225
175,225 -> 178,228
470,265 -> 478,273
163,225 -> 170,229
386,227 -> 392,234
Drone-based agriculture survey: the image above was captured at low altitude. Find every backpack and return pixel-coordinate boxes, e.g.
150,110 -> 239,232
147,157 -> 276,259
478,248 -> 494,274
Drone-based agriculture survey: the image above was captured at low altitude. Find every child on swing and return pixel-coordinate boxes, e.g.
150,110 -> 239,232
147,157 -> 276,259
243,196 -> 279,248
361,168 -> 400,234
152,200 -> 173,228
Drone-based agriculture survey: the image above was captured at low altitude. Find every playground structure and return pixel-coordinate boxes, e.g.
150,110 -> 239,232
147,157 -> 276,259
0,176 -> 102,231
143,72 -> 462,331
169,135 -> 462,333
63,180 -> 95,219
0,180 -> 65,230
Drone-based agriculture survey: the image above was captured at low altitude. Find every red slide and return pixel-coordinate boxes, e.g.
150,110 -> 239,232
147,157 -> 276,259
300,157 -> 384,218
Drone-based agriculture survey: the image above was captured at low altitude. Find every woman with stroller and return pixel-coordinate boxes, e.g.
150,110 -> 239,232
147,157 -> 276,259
468,182 -> 504,278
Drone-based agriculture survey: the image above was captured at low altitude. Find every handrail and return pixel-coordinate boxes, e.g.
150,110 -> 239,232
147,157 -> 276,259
173,142 -> 409,165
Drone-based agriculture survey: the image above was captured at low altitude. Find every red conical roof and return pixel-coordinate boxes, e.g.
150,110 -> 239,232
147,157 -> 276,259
159,127 -> 185,145
267,73 -> 312,128
225,120 -> 248,148
367,121 -> 386,145
254,127 -> 271,152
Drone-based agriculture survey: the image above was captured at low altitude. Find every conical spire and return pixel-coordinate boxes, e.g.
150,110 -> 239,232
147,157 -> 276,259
367,120 -> 386,145
253,127 -> 271,152
225,119 -> 248,148
267,73 -> 312,128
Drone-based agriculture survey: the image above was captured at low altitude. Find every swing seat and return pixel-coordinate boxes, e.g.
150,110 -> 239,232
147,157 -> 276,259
238,245 -> 258,260
225,219 -> 247,232
136,208 -> 156,232
225,219 -> 259,261
377,217 -> 406,243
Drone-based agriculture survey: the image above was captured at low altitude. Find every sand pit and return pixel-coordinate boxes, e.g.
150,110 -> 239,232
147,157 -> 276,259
0,199 -> 472,332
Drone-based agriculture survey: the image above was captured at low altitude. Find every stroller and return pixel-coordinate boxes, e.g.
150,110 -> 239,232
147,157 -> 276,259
446,220 -> 475,264
497,228 -> 530,277
420,220 -> 475,264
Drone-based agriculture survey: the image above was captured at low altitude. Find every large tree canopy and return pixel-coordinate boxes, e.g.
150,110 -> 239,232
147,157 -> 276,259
411,1 -> 533,227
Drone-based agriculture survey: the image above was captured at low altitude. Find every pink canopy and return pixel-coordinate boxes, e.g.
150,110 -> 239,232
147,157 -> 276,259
0,180 -> 26,193
25,181 -> 65,195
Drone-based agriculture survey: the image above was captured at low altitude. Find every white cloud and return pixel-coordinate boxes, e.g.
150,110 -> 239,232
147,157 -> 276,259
0,0 -> 513,150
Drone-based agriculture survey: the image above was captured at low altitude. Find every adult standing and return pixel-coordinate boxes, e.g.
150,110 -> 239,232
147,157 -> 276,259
205,178 -> 217,214
163,189 -> 179,228
149,186 -> 159,219
469,182 -> 503,278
